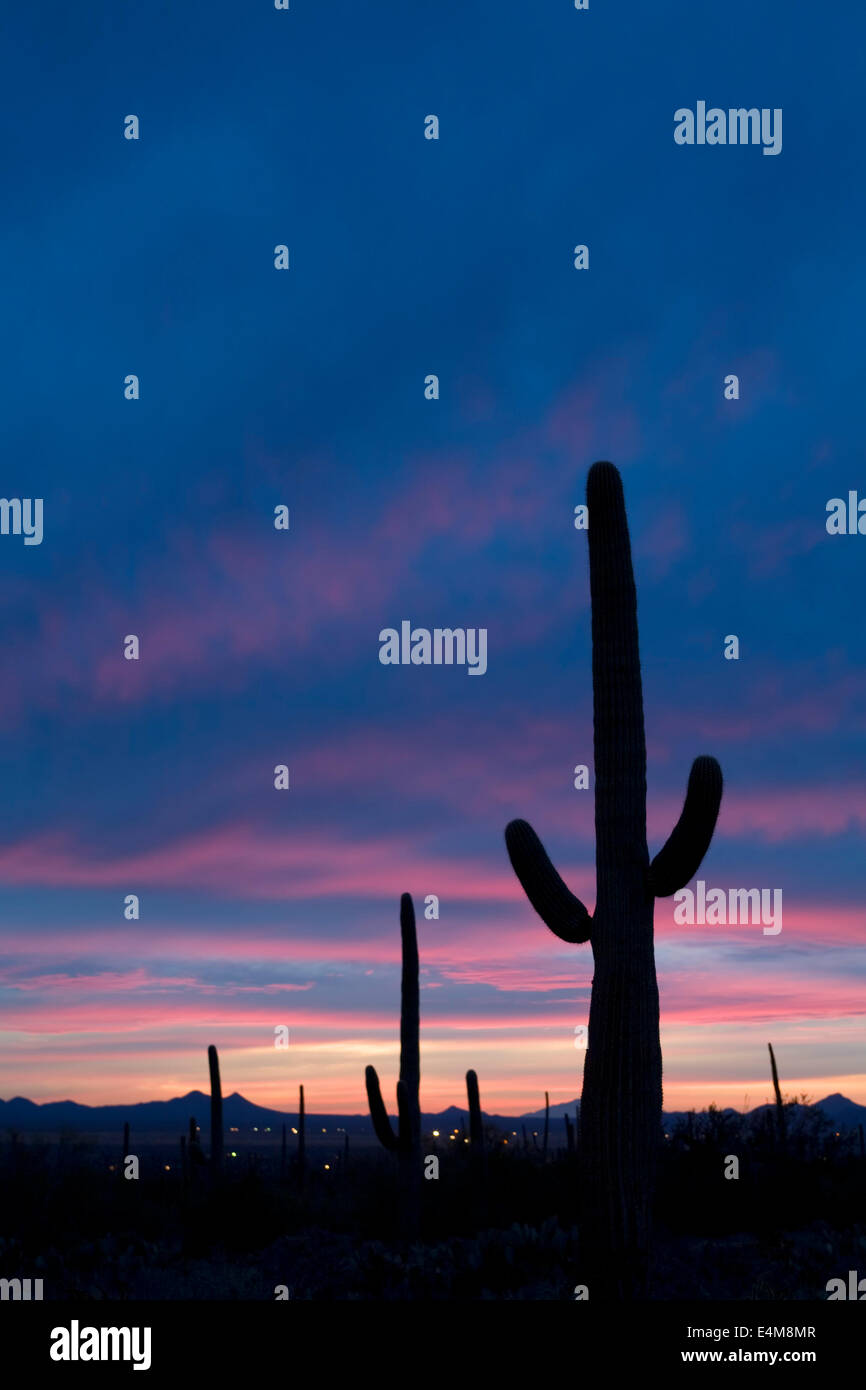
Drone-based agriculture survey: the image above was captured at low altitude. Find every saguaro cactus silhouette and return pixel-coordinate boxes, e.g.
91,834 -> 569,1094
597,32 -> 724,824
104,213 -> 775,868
564,1112 -> 575,1154
207,1044 -> 224,1176
505,461 -> 723,1299
365,893 -> 421,1236
768,1043 -> 787,1149
466,1069 -> 483,1147
297,1084 -> 306,1187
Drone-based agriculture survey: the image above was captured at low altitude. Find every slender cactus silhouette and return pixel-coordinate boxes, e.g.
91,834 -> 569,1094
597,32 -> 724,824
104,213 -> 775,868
505,460 -> 723,1299
466,1069 -> 483,1147
297,1084 -> 306,1187
466,1067 -> 489,1219
768,1043 -> 787,1149
564,1112 -> 575,1155
207,1044 -> 224,1176
365,893 -> 421,1237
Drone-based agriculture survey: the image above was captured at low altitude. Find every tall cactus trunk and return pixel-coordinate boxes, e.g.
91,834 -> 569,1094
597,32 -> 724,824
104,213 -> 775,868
298,1085 -> 306,1188
398,893 -> 421,1234
505,462 -> 722,1300
208,1044 -> 224,1177
365,894 -> 422,1238
543,1091 -> 550,1160
768,1043 -> 787,1150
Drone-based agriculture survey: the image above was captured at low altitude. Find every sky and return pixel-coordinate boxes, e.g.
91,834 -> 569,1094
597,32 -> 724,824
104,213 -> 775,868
0,2 -> 863,1116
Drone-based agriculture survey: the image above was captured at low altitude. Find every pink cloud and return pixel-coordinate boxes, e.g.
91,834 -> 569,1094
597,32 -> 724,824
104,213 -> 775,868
0,820 -> 595,904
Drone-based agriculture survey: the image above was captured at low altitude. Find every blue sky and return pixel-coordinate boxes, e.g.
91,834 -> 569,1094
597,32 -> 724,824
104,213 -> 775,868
0,1 -> 863,1113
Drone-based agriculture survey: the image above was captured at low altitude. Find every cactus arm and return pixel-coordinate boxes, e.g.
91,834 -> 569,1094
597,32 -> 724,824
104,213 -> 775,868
505,819 -> 592,942
365,1064 -> 399,1151
647,755 -> 723,897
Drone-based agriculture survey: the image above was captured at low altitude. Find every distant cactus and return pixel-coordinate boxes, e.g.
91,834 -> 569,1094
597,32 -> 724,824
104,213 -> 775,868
505,461 -> 723,1299
187,1114 -> 205,1169
466,1069 -> 483,1147
365,893 -> 421,1236
207,1044 -> 224,1175
298,1084 -> 306,1186
768,1043 -> 787,1148
564,1112 -> 575,1154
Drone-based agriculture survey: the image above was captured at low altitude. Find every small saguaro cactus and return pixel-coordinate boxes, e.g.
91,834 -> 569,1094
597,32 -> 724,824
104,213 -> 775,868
297,1084 -> 306,1186
564,1113 -> 575,1155
504,461 -> 723,1299
207,1044 -> 224,1175
768,1043 -> 787,1149
188,1114 -> 205,1169
365,893 -> 421,1236
466,1069 -> 483,1147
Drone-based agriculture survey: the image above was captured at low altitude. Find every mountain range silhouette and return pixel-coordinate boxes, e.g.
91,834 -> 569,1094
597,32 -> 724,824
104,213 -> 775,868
1,1090 -> 863,1134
